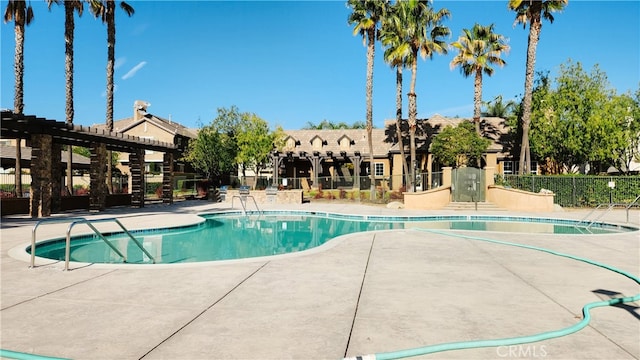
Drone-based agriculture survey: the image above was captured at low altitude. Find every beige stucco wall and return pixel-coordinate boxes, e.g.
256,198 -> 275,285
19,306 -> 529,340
403,186 -> 451,210
486,185 -> 555,212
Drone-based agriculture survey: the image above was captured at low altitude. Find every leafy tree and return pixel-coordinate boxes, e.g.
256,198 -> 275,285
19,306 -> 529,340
430,121 -> 490,168
184,106 -> 284,186
529,60 -> 637,174
4,0 -> 34,197
182,125 -> 237,184
348,0 -> 388,199
601,93 -> 639,175
450,23 -> 509,135
89,0 -> 135,193
509,0 -> 568,174
236,113 -> 284,188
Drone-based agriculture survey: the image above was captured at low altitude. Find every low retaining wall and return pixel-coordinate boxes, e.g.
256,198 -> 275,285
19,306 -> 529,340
487,185 -> 555,212
0,197 -> 30,216
223,189 -> 303,205
403,186 -> 451,210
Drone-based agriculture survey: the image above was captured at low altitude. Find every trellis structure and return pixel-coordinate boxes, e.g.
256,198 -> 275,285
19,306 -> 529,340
1,111 -> 179,217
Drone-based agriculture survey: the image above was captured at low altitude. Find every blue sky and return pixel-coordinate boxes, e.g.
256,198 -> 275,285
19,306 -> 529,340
1,0 -> 638,131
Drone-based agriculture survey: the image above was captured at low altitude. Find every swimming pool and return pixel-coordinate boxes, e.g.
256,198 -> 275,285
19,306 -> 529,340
29,211 -> 636,265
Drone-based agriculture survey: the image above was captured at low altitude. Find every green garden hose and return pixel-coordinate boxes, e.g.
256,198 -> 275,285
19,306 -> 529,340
0,349 -> 69,360
347,228 -> 640,360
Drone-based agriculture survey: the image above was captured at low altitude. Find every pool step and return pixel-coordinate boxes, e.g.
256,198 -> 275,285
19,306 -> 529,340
443,201 -> 507,211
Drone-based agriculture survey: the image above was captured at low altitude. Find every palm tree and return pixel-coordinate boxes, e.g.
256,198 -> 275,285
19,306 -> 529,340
482,95 -> 517,118
89,0 -> 134,192
379,1 -> 410,188
509,0 -> 568,174
347,0 -> 388,200
4,0 -> 33,198
48,0 -> 84,195
450,23 -> 509,136
386,0 -> 450,191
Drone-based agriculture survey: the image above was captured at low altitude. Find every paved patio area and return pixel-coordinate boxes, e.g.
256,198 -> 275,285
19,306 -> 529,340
1,201 -> 639,360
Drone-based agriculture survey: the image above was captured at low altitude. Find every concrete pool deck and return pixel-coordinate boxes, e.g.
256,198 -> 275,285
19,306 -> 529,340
1,201 -> 639,360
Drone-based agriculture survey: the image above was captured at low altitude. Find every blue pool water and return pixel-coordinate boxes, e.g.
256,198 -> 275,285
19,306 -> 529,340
30,212 -> 635,265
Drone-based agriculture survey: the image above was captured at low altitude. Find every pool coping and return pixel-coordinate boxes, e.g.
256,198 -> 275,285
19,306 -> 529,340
1,201 -> 639,359
14,209 -> 638,270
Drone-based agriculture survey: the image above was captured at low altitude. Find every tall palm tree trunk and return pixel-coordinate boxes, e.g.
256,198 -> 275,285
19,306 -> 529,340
518,14 -> 542,175
65,2 -> 75,194
408,57 -> 418,192
473,70 -> 482,136
366,28 -> 375,200
474,70 -> 483,167
105,0 -> 116,193
13,21 -> 24,197
395,66 -> 410,187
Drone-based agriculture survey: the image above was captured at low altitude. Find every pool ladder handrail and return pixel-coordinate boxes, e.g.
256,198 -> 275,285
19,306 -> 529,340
231,186 -> 262,216
32,217 -> 156,271
578,195 -> 640,228
31,217 -> 88,268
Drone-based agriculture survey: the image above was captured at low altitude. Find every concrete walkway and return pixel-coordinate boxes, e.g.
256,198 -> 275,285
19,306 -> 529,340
1,201 -> 638,360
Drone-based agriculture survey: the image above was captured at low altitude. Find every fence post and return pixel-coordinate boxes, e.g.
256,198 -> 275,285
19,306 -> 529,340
572,176 -> 576,207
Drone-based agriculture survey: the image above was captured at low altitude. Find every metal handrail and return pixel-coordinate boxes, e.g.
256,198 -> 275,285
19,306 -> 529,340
231,195 -> 261,216
578,195 -> 640,228
64,218 -> 156,271
31,217 -> 88,268
585,204 -> 616,228
578,204 -> 609,224
626,195 -> 640,223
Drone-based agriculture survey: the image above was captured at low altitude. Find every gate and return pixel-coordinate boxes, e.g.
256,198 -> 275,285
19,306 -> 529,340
452,167 -> 485,202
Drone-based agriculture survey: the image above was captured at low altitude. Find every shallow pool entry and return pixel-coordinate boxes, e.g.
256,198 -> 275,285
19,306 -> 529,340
30,212 -> 635,265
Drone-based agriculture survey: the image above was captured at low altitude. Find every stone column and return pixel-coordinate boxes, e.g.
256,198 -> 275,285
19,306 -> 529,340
130,149 -> 145,208
349,155 -> 361,190
162,152 -> 174,204
29,134 -> 53,217
51,142 -> 62,212
89,142 -> 107,212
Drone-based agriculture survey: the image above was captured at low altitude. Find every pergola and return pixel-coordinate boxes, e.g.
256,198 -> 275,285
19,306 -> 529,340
271,150 -> 363,189
1,111 -> 179,217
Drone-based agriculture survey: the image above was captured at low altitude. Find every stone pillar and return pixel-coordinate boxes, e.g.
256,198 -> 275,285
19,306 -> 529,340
89,142 -> 107,212
484,166 -> 495,189
50,143 -> 62,212
349,155 -> 361,190
130,149 -> 145,208
162,152 -> 174,204
442,167 -> 452,188
29,134 -> 53,217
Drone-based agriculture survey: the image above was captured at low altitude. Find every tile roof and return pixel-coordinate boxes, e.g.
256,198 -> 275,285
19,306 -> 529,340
282,115 -> 511,158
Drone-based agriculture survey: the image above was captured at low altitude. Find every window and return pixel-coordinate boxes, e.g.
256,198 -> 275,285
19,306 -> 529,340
374,162 -> 384,177
502,160 -> 538,175
503,161 -> 513,174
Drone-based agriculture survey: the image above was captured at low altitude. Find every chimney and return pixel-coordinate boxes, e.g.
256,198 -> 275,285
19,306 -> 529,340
133,100 -> 150,121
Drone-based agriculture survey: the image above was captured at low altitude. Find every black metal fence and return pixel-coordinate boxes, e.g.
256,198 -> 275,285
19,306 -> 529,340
497,174 -> 640,207
232,172 -> 444,192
